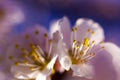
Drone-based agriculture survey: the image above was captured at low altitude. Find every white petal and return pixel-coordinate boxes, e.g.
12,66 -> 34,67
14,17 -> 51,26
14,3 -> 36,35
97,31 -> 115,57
50,17 -> 71,47
88,42 -> 120,80
11,65 -> 39,79
52,31 -> 63,44
71,64 -> 94,79
101,42 -> 120,80
58,17 -> 71,47
59,55 -> 72,71
0,72 -> 6,80
36,72 -> 47,80
75,18 -> 104,44
50,20 -> 60,37
47,55 -> 58,69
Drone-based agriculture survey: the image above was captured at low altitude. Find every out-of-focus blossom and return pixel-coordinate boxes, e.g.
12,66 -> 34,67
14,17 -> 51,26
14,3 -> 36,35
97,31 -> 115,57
0,2 -> 24,78
0,0 -> 24,36
1,25 -> 58,80
51,17 -> 120,80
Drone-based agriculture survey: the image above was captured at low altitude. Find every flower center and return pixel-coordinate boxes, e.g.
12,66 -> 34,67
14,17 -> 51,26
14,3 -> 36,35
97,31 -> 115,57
69,27 -> 104,64
9,30 -> 53,71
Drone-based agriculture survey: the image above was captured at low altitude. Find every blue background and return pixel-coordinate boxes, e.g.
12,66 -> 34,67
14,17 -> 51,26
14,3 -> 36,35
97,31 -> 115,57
12,0 -> 120,46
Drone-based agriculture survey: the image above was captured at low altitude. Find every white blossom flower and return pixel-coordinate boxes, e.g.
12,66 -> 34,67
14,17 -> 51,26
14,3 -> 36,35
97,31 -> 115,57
5,25 -> 58,80
50,17 -> 120,79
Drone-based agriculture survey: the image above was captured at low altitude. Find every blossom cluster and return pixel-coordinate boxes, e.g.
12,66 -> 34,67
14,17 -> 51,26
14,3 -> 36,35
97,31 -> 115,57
0,17 -> 120,80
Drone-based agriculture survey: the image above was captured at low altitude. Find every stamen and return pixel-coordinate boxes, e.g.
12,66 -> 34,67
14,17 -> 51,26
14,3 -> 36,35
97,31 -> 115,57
92,31 -> 95,34
21,48 -> 26,52
74,27 -> 78,31
48,39 -> 53,57
29,67 -> 40,71
72,28 -> 74,32
34,30 -> 39,35
15,44 -> 20,49
9,56 -> 14,60
87,29 -> 91,32
44,33 -> 48,38
15,62 -> 20,66
83,38 -> 90,47
25,35 -> 30,40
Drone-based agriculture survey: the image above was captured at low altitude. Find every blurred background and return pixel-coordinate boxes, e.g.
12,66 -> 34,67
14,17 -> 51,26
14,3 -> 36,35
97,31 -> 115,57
0,0 -> 120,46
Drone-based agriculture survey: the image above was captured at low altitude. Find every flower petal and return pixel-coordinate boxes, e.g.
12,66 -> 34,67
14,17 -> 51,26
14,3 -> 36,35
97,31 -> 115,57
71,64 -> 94,79
59,54 -> 72,71
75,18 -> 104,44
11,65 -> 39,79
6,25 -> 48,59
101,42 -> 120,80
47,55 -> 58,69
88,42 -> 119,80
36,73 -> 47,80
50,17 -> 71,47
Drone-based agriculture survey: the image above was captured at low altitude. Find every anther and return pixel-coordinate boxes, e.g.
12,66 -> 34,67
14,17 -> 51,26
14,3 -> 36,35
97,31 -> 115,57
74,27 -> 78,31
76,46 -> 80,49
90,53 -> 95,56
79,51 -> 84,55
83,38 -> 90,47
23,61 -> 29,64
44,33 -> 48,37
102,46 -> 105,48
29,67 -> 35,71
100,41 -> 104,44
15,44 -> 20,49
92,40 -> 95,43
72,28 -> 74,32
88,29 -> 91,32
92,31 -> 95,34
21,48 -> 26,52
15,62 -> 20,66
22,53 -> 28,58
49,39 -> 53,43
35,30 -> 39,35
73,40 -> 77,44
25,35 -> 30,39
9,56 -> 14,60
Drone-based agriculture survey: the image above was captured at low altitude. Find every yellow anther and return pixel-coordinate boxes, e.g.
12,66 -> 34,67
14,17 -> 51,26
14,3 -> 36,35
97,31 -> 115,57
92,31 -> 95,34
102,46 -> 105,48
88,29 -> 91,32
72,28 -> 74,32
90,53 -> 95,56
49,39 -> 53,43
25,35 -> 30,39
83,38 -> 90,47
80,59 -> 87,64
73,40 -> 77,44
100,41 -> 104,44
92,40 -> 95,43
35,30 -> 39,35
15,62 -> 20,66
9,56 -> 14,60
30,51 -> 39,60
30,43 -> 37,50
74,27 -> 78,31
52,68 -> 55,74
79,51 -> 84,55
76,46 -> 80,49
21,48 -> 26,52
30,43 -> 34,48
44,33 -> 48,37
24,61 -> 29,64
22,53 -> 28,58
29,67 -> 35,71
15,44 -> 20,49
